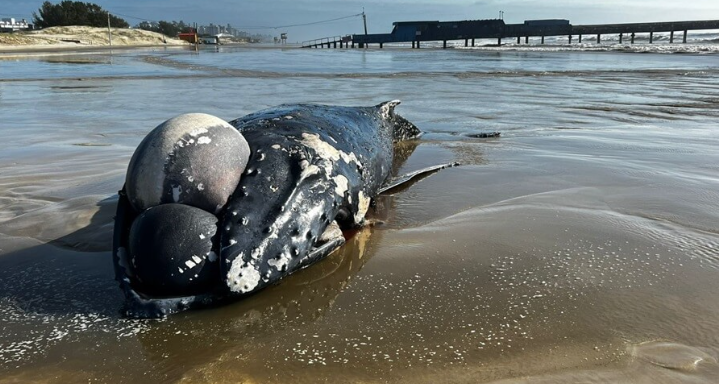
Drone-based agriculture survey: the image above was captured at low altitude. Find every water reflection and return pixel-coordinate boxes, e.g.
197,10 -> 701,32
135,227 -> 377,381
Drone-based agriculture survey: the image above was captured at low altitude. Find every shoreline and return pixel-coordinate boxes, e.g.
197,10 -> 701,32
0,41 -> 278,57
3,40 -> 718,57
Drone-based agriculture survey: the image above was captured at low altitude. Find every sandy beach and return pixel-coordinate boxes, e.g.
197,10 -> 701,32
0,26 -> 189,54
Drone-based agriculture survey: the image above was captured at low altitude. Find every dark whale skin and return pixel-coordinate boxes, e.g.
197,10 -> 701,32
113,101 -> 420,318
220,102 -> 417,296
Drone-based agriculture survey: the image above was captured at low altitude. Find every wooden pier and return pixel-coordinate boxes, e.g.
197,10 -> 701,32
303,18 -> 719,48
301,35 -> 353,48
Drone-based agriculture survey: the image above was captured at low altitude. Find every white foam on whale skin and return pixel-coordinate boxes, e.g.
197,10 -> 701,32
227,253 -> 261,293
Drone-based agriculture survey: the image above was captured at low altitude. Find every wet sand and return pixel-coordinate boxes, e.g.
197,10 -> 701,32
1,47 -> 719,383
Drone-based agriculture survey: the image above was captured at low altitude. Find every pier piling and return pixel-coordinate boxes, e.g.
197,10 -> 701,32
683,30 -> 687,43
619,33 -> 623,44
597,34 -> 601,43
649,31 -> 653,43
631,32 -> 635,44
670,30 -> 674,43
578,34 -> 582,43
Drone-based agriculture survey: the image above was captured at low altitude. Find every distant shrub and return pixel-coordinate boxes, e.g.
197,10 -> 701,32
32,1 -> 129,29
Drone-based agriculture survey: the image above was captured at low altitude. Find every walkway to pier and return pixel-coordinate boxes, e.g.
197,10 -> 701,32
301,35 -> 352,48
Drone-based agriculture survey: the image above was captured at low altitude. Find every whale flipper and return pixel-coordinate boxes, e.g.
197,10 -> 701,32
379,162 -> 461,195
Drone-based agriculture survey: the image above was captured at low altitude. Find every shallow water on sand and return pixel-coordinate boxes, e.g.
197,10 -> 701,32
1,46 -> 719,383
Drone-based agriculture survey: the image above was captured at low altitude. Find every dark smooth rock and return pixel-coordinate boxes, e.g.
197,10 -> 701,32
128,203 -> 219,297
125,113 -> 251,214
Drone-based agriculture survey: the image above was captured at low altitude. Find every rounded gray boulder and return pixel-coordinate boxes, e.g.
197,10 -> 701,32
125,113 -> 250,214
128,203 -> 219,296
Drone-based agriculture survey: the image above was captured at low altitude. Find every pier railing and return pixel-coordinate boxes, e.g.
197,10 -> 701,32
301,36 -> 352,48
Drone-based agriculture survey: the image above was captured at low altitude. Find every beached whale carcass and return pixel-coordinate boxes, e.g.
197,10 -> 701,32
113,101 -> 456,318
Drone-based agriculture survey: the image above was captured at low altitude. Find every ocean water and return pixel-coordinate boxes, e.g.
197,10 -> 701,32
1,42 -> 719,383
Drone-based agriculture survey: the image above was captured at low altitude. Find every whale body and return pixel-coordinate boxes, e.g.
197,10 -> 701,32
113,101 -> 450,318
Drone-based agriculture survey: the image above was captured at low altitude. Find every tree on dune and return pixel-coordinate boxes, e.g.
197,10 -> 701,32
32,1 -> 129,29
137,20 -> 193,37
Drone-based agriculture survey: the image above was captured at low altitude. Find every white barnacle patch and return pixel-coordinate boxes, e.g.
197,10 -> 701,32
379,100 -> 401,120
355,191 -> 370,224
188,126 -> 209,137
284,115 -> 293,120
272,144 -> 281,150
299,133 -> 362,187
228,258 -> 261,293
300,133 -> 362,169
185,260 -> 197,269
270,185 -> 279,192
197,183 -> 205,191
197,136 -> 212,145
267,252 -> 291,271
300,133 -> 343,163
334,175 -> 349,197
299,160 -> 321,180
258,153 -> 266,161
199,233 -> 206,240
172,185 -> 182,202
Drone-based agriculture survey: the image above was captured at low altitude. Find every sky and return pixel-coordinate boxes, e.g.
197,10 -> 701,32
3,0 -> 719,42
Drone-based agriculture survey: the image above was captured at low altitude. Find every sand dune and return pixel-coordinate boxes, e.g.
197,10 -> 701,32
0,25 -> 189,51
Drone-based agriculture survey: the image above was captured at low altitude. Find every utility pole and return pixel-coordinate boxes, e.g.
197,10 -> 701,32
107,11 -> 112,46
362,8 -> 368,35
